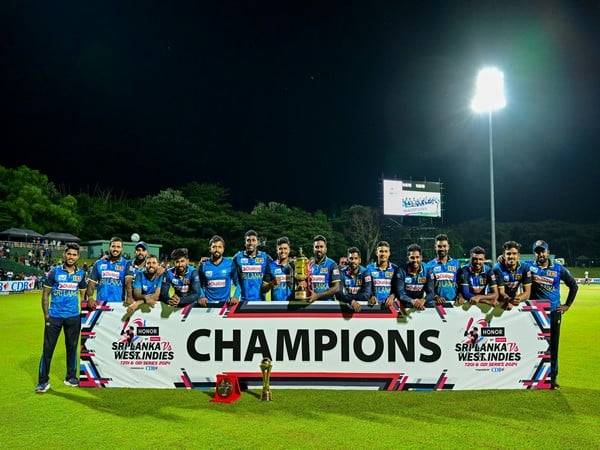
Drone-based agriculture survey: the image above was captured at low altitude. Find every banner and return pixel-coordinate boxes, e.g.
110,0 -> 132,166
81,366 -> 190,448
0,279 -> 35,293
80,300 -> 552,391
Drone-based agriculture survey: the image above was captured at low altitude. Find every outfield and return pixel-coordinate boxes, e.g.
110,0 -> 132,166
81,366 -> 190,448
1,287 -> 599,449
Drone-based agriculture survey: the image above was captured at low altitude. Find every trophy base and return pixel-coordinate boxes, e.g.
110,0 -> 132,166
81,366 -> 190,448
294,291 -> 308,301
261,389 -> 272,401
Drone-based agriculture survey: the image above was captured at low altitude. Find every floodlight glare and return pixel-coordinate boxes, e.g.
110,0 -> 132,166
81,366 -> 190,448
470,67 -> 506,113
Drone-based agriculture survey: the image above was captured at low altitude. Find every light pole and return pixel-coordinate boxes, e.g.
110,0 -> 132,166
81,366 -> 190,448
471,67 -> 506,262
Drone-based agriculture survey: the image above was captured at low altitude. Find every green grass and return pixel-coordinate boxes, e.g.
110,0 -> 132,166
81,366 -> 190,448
1,288 -> 599,449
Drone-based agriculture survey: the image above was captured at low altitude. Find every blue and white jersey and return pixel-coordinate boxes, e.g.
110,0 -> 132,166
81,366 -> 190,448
44,265 -> 87,318
338,265 -> 372,303
133,271 -> 164,295
395,264 -> 434,307
492,261 -> 531,298
160,265 -> 202,306
458,265 -> 497,300
89,256 -> 131,302
366,262 -> 397,303
309,257 -> 341,300
266,260 -> 293,301
528,261 -> 576,310
425,258 -> 460,301
199,257 -> 238,302
232,251 -> 272,301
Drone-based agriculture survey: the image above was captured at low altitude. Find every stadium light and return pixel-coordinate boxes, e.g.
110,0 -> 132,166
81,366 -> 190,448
471,67 -> 506,262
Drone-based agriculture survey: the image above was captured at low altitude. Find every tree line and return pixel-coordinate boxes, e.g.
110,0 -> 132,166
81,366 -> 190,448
1,165 -> 598,264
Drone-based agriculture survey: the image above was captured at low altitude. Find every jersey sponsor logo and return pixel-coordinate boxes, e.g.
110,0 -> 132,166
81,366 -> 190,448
57,274 -> 67,281
221,269 -> 228,275
405,277 -> 412,283
532,274 -> 554,285
205,271 -> 213,277
333,269 -> 340,275
373,278 -> 391,287
320,268 -> 328,274
547,270 -> 557,277
433,266 -> 441,272
275,274 -> 288,284
348,287 -> 360,294
405,284 -> 423,292
311,275 -> 326,283
57,282 -> 78,291
364,275 -> 372,282
102,270 -> 121,280
73,275 -> 82,282
274,268 -> 283,274
386,271 -> 394,278
208,279 -> 227,288
241,258 -> 249,263
449,266 -> 457,272
100,264 -> 108,270
115,265 -> 124,271
241,265 -> 262,273
471,286 -> 485,293
434,272 -> 455,281
179,285 -> 189,293
530,267 -> 538,274
255,258 -> 263,264
418,277 -> 427,284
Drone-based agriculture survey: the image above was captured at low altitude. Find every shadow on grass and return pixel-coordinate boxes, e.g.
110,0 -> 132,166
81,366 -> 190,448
22,378 -> 600,427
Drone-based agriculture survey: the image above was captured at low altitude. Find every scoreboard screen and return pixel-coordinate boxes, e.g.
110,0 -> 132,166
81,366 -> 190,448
383,179 -> 442,217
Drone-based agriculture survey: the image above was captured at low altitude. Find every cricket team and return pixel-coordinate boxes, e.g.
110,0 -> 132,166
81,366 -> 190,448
36,231 -> 578,392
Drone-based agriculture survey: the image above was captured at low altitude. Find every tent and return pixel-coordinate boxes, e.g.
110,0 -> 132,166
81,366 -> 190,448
43,232 -> 81,243
0,228 -> 43,241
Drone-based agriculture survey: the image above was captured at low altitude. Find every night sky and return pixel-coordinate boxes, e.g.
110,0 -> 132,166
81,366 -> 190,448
2,1 -> 599,223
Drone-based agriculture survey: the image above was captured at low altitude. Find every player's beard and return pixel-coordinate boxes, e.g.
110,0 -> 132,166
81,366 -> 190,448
437,250 -> 447,259
135,254 -> 145,263
536,256 -> 547,265
211,251 -> 222,260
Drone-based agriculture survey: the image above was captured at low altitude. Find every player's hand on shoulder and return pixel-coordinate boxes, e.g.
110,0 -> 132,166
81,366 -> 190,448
350,300 -> 361,312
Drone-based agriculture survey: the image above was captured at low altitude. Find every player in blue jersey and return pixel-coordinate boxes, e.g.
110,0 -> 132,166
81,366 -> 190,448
160,248 -> 204,307
395,244 -> 434,309
36,243 -> 87,393
127,255 -> 164,313
308,235 -> 341,301
338,247 -> 372,312
262,237 -> 294,301
232,230 -> 272,301
529,240 -> 578,389
456,246 -> 498,307
493,241 -> 531,310
367,241 -> 397,307
426,234 -> 460,304
125,241 -> 149,305
199,235 -> 239,304
86,237 -> 131,309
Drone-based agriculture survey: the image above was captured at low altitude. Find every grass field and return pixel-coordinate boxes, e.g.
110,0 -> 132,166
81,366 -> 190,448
1,287 -> 599,449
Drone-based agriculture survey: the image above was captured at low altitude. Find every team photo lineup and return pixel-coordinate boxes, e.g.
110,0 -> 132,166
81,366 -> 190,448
37,230 -> 578,394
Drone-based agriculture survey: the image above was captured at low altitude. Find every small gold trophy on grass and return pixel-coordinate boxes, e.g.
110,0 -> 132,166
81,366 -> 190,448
260,357 -> 273,401
294,247 -> 309,300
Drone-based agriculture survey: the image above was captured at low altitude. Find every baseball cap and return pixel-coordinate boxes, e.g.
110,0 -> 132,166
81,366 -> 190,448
135,241 -> 148,250
532,240 -> 549,252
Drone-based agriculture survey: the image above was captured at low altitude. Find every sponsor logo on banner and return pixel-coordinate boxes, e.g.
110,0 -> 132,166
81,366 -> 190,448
0,280 -> 35,293
455,319 -> 521,372
112,318 -> 174,370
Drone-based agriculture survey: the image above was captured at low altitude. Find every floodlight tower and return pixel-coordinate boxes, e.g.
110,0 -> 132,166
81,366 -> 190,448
471,67 -> 506,262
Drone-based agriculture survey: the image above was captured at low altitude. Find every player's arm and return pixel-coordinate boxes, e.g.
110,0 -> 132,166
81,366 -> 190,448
261,263 -> 274,293
124,265 -> 135,305
85,262 -> 99,309
197,262 -> 209,305
558,267 -> 579,313
515,268 -> 532,302
41,269 -> 55,321
458,268 -> 474,304
159,275 -> 172,305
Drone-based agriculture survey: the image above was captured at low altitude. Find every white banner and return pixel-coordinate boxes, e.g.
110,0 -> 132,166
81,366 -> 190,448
0,279 -> 35,293
80,300 -> 552,391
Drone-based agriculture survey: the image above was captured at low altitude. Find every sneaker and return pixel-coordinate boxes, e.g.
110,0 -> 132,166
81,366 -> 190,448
35,382 -> 51,393
64,378 -> 79,387
551,383 -> 561,390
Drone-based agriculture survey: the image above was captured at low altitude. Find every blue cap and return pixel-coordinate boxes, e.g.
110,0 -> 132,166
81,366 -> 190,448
532,240 -> 549,252
135,241 -> 148,250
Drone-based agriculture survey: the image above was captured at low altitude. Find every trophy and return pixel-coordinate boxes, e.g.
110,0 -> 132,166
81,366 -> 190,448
260,357 -> 273,401
294,247 -> 309,301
